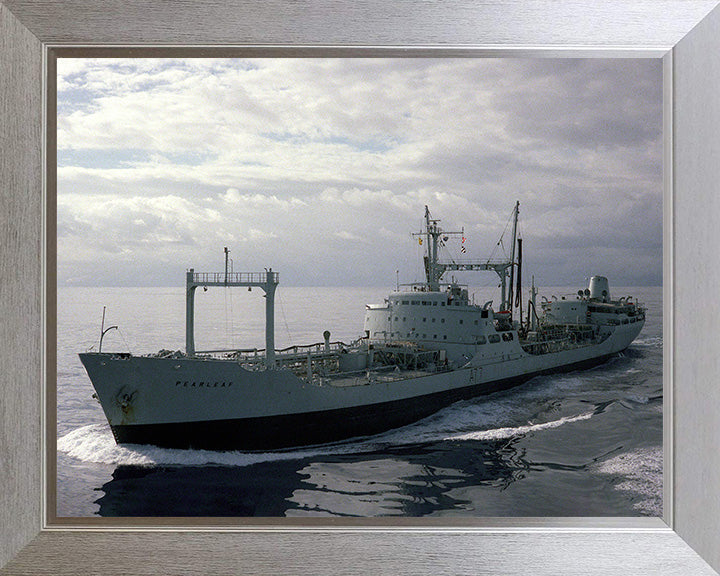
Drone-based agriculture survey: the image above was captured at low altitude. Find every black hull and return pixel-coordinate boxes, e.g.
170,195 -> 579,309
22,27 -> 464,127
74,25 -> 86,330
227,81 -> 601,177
111,352 -> 617,451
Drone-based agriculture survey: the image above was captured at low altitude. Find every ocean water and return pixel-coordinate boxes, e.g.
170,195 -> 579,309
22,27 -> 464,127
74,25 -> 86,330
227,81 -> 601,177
56,284 -> 662,517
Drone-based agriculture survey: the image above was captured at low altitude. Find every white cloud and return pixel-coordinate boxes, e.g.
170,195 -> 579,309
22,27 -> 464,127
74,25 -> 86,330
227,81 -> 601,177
56,58 -> 662,287
221,189 -> 307,211
334,231 -> 364,242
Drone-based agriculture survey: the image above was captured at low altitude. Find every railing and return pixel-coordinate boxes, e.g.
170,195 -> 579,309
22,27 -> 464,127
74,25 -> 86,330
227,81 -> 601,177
196,340 -> 353,363
191,271 -> 279,285
443,258 -> 511,267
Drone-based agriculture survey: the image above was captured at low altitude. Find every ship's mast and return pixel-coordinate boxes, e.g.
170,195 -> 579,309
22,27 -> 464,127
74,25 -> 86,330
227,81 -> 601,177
507,201 -> 520,312
412,204 -> 519,310
423,206 -> 445,291
426,207 -> 438,288
413,206 -> 464,291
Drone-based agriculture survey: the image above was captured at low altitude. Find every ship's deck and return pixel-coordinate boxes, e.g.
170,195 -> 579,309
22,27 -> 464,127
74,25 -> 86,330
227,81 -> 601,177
321,368 -> 436,388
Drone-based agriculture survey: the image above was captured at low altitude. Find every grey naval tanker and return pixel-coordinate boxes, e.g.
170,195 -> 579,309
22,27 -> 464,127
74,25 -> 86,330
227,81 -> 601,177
79,203 -> 646,451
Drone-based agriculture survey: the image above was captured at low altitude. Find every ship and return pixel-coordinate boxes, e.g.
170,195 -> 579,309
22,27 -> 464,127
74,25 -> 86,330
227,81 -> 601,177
79,203 -> 646,451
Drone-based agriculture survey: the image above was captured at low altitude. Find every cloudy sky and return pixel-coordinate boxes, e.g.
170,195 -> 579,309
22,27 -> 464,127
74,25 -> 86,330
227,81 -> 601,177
57,58 -> 662,288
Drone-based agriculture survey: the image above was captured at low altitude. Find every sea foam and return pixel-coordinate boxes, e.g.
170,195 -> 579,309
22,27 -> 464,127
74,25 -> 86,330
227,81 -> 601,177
57,405 -> 596,468
593,446 -> 663,516
443,412 -> 593,442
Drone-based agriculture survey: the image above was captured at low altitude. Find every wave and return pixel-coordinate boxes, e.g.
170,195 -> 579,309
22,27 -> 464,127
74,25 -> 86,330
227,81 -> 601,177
57,404 -> 596,468
57,424 -> 341,467
592,446 -> 663,516
631,336 -> 663,349
443,412 -> 593,441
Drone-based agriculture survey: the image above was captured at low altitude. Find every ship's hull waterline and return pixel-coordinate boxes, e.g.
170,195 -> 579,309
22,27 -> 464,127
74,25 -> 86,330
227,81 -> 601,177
101,354 -> 615,451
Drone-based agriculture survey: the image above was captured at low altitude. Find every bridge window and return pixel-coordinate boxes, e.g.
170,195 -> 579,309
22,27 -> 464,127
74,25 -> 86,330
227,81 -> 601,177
477,336 -> 486,344
488,334 -> 501,343
459,319 -> 464,325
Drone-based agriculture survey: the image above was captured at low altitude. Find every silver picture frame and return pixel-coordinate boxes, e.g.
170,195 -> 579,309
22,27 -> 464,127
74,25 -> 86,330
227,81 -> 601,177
2,1 -> 720,574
